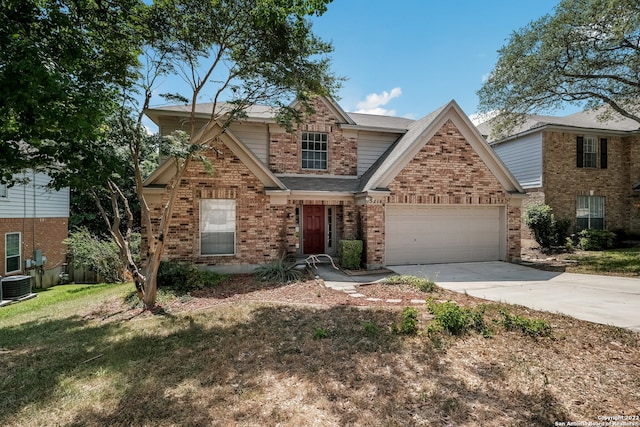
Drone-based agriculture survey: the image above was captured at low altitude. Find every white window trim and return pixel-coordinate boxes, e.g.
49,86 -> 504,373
576,195 -> 605,230
5,232 -> 22,275
0,183 -> 8,199
583,136 -> 598,168
301,132 -> 328,170
200,199 -> 236,256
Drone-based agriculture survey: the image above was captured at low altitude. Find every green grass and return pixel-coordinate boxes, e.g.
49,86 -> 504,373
381,275 -> 436,292
0,283 -> 130,323
567,247 -> 640,276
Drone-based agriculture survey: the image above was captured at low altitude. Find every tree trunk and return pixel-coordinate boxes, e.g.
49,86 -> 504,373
142,229 -> 167,309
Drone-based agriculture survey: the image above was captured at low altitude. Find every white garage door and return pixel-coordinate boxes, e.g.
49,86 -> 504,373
386,205 -> 503,265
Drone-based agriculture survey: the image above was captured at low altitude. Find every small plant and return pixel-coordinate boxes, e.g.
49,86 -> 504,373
395,306 -> 419,335
499,310 -> 553,338
426,300 -> 491,337
254,258 -> 302,282
313,327 -> 330,339
338,240 -> 363,270
577,229 -> 616,251
427,300 -> 471,335
362,321 -> 379,338
382,275 -> 435,292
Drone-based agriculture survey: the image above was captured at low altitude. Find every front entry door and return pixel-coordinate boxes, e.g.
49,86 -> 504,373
303,205 -> 325,254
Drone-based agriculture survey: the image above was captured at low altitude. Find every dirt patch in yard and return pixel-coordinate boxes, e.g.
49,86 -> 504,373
68,274 -> 640,427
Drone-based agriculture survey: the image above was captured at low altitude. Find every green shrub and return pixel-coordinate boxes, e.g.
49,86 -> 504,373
382,275 -> 435,292
499,310 -> 552,338
313,327 -> 330,339
426,300 -> 491,336
523,203 -> 569,250
338,240 -> 363,270
396,306 -> 419,335
63,228 -> 123,283
254,258 -> 302,282
427,300 -> 471,335
157,260 -> 227,293
577,229 -> 616,251
362,321 -> 379,337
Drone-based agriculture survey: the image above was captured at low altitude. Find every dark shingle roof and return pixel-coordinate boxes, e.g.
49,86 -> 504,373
479,107 -> 640,142
277,176 -> 362,192
347,113 -> 414,130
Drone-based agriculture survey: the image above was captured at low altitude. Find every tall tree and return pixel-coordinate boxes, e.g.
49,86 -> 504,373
0,0 -> 144,183
118,0 -> 340,308
477,0 -> 640,137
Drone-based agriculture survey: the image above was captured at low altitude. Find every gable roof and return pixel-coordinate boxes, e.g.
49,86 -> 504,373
361,100 -> 523,194
143,120 -> 286,190
479,108 -> 640,143
144,97 -> 523,196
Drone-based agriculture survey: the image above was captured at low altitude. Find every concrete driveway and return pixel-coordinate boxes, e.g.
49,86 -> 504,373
390,261 -> 640,332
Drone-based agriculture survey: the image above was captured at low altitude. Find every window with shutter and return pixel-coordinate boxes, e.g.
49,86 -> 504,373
600,138 -> 608,169
577,136 -> 599,168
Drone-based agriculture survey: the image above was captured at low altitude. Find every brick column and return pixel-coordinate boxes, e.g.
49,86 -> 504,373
360,202 -> 385,269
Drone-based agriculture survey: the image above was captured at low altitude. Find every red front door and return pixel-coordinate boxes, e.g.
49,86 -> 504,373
303,205 -> 325,254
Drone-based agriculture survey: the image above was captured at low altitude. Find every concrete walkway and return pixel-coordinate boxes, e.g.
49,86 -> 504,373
391,261 -> 640,332
314,264 -> 393,298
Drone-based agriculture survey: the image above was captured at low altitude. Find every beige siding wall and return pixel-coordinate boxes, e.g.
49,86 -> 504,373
357,131 -> 399,176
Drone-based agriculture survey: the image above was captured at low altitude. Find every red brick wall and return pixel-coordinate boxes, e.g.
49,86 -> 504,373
543,131 -> 631,232
144,142 -> 296,268
148,112 -> 523,270
628,135 -> 640,234
269,98 -> 357,176
363,119 -> 521,266
0,217 -> 68,281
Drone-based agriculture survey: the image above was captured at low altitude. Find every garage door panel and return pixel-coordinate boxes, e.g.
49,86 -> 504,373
386,205 -> 502,265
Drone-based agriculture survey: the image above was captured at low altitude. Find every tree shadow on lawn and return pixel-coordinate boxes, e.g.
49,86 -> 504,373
1,304 -> 569,426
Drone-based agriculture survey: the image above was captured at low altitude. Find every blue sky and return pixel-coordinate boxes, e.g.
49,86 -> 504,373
308,0 -> 565,119
147,0 -> 575,127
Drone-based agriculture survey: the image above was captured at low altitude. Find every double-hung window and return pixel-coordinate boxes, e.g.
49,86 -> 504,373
0,184 -> 7,198
200,199 -> 236,255
576,196 -> 605,230
577,136 -> 607,169
5,232 -> 21,274
301,132 -> 328,170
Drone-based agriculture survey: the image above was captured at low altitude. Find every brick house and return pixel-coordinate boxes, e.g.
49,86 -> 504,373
0,172 -> 69,287
478,109 -> 640,236
143,97 -> 524,273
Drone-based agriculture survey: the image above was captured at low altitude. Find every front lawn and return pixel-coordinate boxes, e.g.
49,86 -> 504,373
566,247 -> 640,276
1,279 -> 638,426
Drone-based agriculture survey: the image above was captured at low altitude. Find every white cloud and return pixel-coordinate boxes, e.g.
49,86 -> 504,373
355,87 -> 402,115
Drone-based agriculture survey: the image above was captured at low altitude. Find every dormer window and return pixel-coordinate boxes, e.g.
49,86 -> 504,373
301,132 -> 328,170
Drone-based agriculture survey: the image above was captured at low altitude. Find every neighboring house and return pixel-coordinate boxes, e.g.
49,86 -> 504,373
478,109 -> 640,237
143,97 -> 524,273
0,171 -> 69,287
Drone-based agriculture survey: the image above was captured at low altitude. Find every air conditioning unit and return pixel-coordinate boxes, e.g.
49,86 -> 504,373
1,275 -> 32,300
